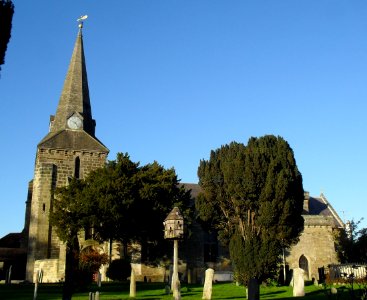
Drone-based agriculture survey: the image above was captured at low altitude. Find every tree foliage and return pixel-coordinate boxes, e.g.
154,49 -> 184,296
106,258 -> 131,281
79,247 -> 109,275
49,178 -> 91,300
83,153 -> 193,253
196,135 -> 304,283
50,153 -> 192,263
50,178 -> 90,243
335,219 -> 367,263
0,0 -> 14,73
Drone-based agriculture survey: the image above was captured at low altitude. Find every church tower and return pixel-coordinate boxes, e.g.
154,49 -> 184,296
26,22 -> 109,282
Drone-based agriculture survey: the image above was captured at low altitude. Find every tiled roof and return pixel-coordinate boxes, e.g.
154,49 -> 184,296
0,248 -> 27,260
181,183 -> 344,229
308,194 -> 344,228
0,233 -> 22,248
180,183 -> 201,198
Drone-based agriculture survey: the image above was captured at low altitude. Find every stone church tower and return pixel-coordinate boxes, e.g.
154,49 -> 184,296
26,24 -> 109,282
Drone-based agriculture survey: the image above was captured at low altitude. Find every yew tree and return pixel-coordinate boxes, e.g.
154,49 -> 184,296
51,153 -> 192,264
50,178 -> 90,300
196,135 -> 304,283
83,153 -> 192,261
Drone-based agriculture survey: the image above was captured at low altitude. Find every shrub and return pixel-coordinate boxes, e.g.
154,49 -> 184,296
106,259 -> 131,281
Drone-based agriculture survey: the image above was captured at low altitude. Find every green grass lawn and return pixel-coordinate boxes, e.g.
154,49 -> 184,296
0,281 -> 362,299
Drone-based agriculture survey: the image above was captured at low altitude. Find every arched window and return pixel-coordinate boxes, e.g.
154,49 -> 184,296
74,156 -> 80,179
299,255 -> 309,278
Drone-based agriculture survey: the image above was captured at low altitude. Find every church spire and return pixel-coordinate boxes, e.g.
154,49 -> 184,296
51,18 -> 95,136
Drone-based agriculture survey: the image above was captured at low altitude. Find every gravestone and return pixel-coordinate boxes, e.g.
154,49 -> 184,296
248,278 -> 260,300
293,268 -> 305,297
97,272 -> 101,288
130,267 -> 136,298
331,287 -> 338,294
5,265 -> 12,284
202,268 -> 214,300
165,284 -> 171,294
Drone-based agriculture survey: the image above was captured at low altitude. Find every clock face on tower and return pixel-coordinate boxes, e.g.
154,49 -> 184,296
67,115 -> 82,129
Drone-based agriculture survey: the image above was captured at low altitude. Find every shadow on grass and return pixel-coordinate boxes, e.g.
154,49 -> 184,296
261,290 -> 289,298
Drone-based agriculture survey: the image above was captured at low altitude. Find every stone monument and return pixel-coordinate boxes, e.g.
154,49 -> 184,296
130,267 -> 136,298
202,268 -> 214,300
293,267 -> 305,297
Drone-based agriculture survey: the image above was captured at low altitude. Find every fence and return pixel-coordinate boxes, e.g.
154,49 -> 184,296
327,264 -> 367,280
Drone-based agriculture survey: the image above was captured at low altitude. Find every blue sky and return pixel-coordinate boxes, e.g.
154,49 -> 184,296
1,1 -> 367,238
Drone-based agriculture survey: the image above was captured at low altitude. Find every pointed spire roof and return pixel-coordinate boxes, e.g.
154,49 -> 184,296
51,26 -> 95,136
38,24 -> 108,154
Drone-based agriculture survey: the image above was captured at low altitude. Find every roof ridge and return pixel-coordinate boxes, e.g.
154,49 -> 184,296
320,193 -> 344,228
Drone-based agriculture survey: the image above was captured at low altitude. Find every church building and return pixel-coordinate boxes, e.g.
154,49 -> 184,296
24,22 -> 109,282
0,23 -> 345,284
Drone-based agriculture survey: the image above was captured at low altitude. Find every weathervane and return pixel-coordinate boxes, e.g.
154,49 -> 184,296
77,15 -> 88,28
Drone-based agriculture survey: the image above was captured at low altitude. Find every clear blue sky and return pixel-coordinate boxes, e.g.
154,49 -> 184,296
1,1 -> 367,238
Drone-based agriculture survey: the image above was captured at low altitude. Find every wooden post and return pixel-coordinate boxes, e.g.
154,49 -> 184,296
172,240 -> 180,300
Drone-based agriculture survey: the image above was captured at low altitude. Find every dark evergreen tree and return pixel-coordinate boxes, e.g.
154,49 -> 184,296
0,0 -> 14,74
197,135 -> 304,284
355,227 -> 367,262
50,178 -> 89,300
334,219 -> 367,263
83,153 -> 193,263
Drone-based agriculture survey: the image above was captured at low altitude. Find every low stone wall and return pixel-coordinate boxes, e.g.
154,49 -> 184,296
213,271 -> 233,282
131,263 -> 166,282
34,259 -> 63,283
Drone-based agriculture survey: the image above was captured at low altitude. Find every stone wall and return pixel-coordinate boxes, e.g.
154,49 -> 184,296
34,259 -> 64,283
131,263 -> 166,282
26,147 -> 107,282
287,215 -> 339,281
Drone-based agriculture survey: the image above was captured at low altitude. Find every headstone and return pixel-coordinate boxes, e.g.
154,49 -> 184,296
33,278 -> 38,300
293,268 -> 305,297
33,269 -> 42,300
187,268 -> 192,284
5,265 -> 12,284
331,287 -> 338,294
248,278 -> 260,300
95,291 -> 100,300
97,272 -> 101,288
165,285 -> 171,295
129,267 -> 136,298
202,268 -> 214,300
38,269 -> 43,284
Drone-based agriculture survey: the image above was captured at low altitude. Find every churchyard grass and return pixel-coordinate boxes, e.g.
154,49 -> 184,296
0,281 -> 363,299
